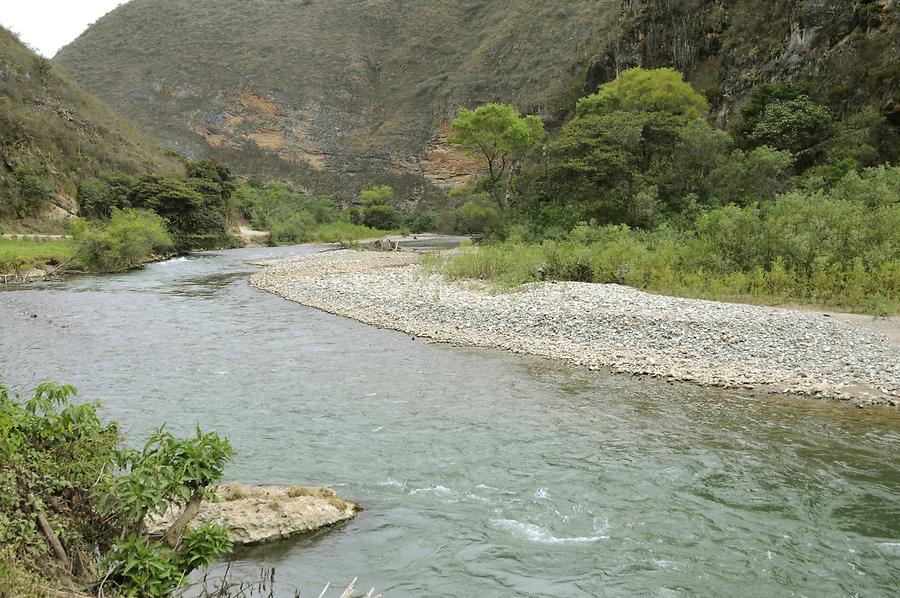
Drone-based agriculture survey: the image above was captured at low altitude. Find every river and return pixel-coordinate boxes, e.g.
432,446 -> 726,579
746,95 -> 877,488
1,246 -> 898,597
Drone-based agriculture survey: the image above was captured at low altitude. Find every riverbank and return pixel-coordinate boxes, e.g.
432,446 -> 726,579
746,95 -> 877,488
250,250 -> 900,406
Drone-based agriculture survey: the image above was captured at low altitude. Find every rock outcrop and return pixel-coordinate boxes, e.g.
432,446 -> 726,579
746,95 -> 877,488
147,483 -> 359,546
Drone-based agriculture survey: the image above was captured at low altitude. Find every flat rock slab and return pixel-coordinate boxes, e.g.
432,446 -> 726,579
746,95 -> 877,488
148,483 -> 359,546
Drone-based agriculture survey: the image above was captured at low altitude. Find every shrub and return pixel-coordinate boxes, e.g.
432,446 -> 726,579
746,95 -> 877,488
0,380 -> 234,597
439,167 -> 900,313
405,210 -> 438,234
74,208 -> 174,272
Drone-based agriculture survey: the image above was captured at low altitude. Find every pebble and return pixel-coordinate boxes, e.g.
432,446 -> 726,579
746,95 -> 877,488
250,250 -> 900,406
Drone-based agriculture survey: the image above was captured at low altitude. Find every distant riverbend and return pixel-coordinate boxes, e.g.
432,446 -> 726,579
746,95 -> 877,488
251,249 -> 900,407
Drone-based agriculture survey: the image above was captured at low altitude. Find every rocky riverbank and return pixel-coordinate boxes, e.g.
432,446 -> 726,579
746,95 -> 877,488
250,250 -> 900,407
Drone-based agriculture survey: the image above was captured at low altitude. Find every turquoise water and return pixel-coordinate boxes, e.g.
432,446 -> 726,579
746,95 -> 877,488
1,246 -> 898,597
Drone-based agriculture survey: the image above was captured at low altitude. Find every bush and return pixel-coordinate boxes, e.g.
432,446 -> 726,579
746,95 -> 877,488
439,167 -> 900,313
74,208 -> 174,272
456,197 -> 502,235
404,210 -> 438,234
0,380 -> 234,597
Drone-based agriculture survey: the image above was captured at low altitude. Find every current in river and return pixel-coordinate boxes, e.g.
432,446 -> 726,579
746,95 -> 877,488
1,246 -> 898,597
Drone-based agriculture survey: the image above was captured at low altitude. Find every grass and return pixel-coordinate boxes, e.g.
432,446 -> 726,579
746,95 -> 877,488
434,238 -> 899,316
0,237 -> 77,275
308,222 -> 389,244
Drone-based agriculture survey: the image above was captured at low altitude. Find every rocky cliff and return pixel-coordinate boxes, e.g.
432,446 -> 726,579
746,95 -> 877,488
591,0 -> 899,125
55,0 -> 898,204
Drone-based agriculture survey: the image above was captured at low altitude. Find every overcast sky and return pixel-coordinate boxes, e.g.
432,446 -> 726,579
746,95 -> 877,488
0,0 -> 127,57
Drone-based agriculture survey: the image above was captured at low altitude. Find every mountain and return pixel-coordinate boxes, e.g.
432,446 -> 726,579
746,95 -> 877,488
55,0 -> 898,204
0,27 -> 180,222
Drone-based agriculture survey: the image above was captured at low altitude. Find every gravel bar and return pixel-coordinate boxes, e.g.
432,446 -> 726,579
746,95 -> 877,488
250,250 -> 900,407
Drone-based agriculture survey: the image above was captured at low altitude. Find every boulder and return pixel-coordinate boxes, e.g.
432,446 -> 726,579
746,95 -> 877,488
146,483 -> 359,546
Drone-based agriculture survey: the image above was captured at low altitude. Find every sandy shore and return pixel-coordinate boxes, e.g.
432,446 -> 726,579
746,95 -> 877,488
250,250 -> 900,407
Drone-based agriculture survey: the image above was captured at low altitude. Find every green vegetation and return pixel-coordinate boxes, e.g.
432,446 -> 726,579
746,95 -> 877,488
0,379 -> 234,597
439,68 -> 899,315
576,67 -> 708,118
2,159 -> 246,279
0,27 -> 179,220
128,166 -> 235,251
0,237 -> 76,277
73,209 -> 174,273
237,181 -> 388,244
449,104 -> 544,208
358,185 -> 402,230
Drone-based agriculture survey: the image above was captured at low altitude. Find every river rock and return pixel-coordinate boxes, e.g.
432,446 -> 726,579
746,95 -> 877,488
147,483 -> 359,545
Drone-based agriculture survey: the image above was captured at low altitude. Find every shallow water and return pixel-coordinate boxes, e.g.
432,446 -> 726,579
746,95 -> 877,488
1,246 -> 899,597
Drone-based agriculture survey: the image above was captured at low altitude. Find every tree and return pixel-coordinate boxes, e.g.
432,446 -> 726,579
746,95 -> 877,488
128,174 -> 230,250
186,159 -> 236,203
710,146 -> 795,205
735,82 -> 812,142
547,110 -> 686,222
655,118 -> 734,207
76,170 -> 137,219
746,96 -> 833,158
449,103 -> 544,209
360,185 -> 395,207
360,185 -> 401,230
576,67 -> 709,119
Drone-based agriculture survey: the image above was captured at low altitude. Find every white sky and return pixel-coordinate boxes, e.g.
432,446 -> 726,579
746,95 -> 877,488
0,0 -> 128,57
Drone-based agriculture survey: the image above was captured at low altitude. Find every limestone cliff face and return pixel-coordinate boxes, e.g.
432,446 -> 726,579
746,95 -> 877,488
55,0 -> 897,205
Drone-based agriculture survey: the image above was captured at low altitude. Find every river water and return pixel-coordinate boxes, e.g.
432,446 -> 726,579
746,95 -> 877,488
1,246 -> 898,597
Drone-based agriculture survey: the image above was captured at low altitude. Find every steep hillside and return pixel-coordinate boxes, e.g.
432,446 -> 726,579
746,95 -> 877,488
54,0 -> 620,204
592,0 -> 899,125
55,0 -> 898,203
0,27 -> 180,225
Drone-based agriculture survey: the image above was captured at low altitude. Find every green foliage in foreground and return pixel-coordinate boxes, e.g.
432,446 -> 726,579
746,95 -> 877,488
437,167 -> 899,315
0,380 -> 234,597
73,209 -> 175,273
